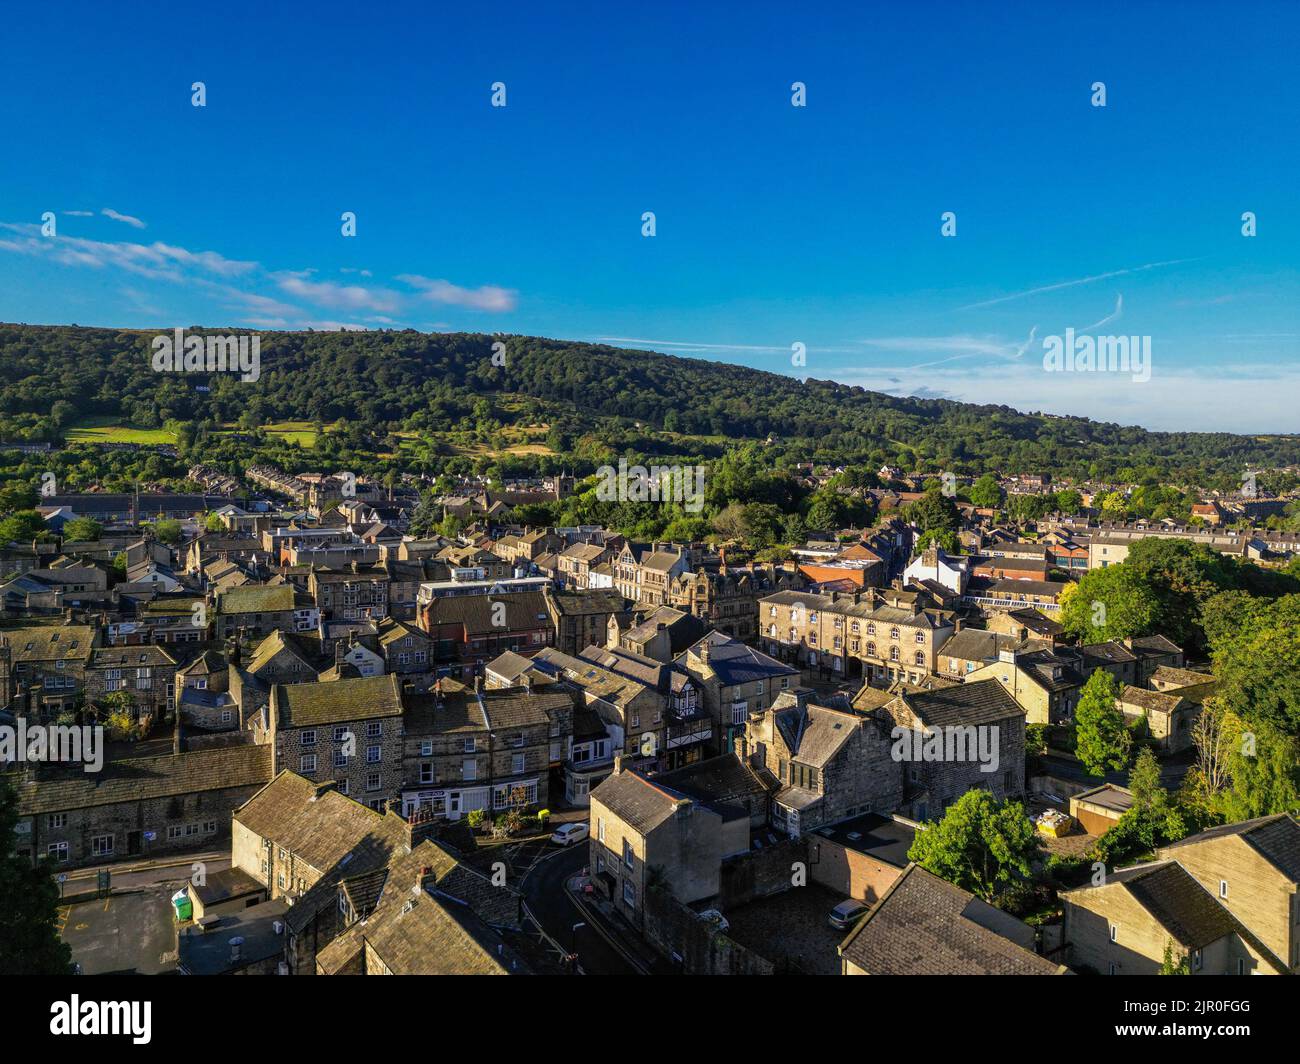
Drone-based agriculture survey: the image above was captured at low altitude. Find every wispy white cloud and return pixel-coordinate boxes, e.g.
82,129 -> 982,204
276,275 -> 402,313
0,223 -> 254,281
0,218 -> 519,330
101,208 -> 146,229
398,275 -> 517,312
63,210 -> 94,217
830,359 -> 1300,433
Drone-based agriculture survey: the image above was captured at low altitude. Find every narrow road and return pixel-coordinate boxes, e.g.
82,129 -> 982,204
520,845 -> 641,976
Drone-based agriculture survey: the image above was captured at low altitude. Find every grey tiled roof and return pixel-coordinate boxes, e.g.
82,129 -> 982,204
891,679 -> 1025,728
590,770 -> 693,835
1162,814 -> 1300,882
839,864 -> 1064,975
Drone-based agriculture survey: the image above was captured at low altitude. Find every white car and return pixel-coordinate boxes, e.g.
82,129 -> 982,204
550,822 -> 590,847
828,898 -> 870,930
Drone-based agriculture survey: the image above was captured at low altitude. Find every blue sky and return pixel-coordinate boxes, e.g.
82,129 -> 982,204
1,0 -> 1297,432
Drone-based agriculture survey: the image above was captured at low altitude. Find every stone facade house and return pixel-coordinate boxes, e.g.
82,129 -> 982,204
15,745 -> 272,868
544,587 -> 629,656
743,689 -> 901,837
398,679 -> 569,820
588,764 -> 727,932
1157,815 -> 1300,973
1062,860 -> 1289,975
214,584 -> 319,639
675,632 -> 799,755
0,624 -> 98,718
263,674 -> 406,811
880,679 -> 1027,823
85,644 -> 178,723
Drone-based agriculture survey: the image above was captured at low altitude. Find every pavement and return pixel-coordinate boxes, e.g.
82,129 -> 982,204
59,884 -> 179,975
56,851 -> 230,899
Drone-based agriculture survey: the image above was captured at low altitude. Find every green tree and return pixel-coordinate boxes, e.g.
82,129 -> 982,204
969,474 -> 1002,509
146,518 -> 183,545
0,777 -> 74,974
1074,669 -> 1131,777
62,517 -> 103,542
907,790 -> 1042,900
1059,565 -> 1158,643
906,488 -> 959,539
0,510 -> 48,544
1159,942 -> 1190,975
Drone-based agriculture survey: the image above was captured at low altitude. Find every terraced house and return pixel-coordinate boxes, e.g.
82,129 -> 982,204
15,744 -> 273,868
214,583 -> 319,639
261,674 -> 406,811
421,590 -> 554,679
85,644 -> 178,723
0,624 -> 98,718
527,646 -> 667,772
759,588 -> 955,686
399,679 -> 570,819
308,562 -> 391,622
675,631 -> 798,755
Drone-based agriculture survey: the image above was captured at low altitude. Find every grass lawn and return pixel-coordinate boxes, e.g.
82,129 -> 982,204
66,420 -> 178,445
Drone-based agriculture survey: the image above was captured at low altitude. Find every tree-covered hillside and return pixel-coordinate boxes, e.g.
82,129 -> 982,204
1,322 -> 1297,487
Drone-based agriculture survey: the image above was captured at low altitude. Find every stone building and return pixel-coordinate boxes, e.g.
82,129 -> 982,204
675,632 -> 798,755
398,679 -> 569,820
742,689 -> 902,837
261,674 -> 406,811
588,764 -> 728,932
759,588 -> 955,686
880,679 -> 1027,823
14,745 -> 272,868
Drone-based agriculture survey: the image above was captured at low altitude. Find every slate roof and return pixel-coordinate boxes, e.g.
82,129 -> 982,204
890,679 -> 1025,728
247,630 -> 324,675
545,588 -> 628,616
1119,685 -> 1187,715
937,628 -> 1024,663
1129,634 -> 1183,656
578,644 -> 693,696
90,645 -> 177,669
217,584 -> 296,614
839,864 -> 1066,975
530,647 -> 649,708
1104,862 -> 1239,948
424,591 -> 552,635
315,841 -> 525,975
590,770 -> 694,835
676,631 -> 797,687
1161,814 -> 1300,882
2,625 -> 96,662
16,745 -> 273,815
275,674 -> 404,728
405,685 -> 566,736
653,753 -> 773,811
484,650 -> 534,682
1150,666 -> 1216,688
773,703 -> 861,767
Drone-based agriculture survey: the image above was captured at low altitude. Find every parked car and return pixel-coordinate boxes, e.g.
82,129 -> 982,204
550,822 -> 590,847
828,898 -> 870,930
